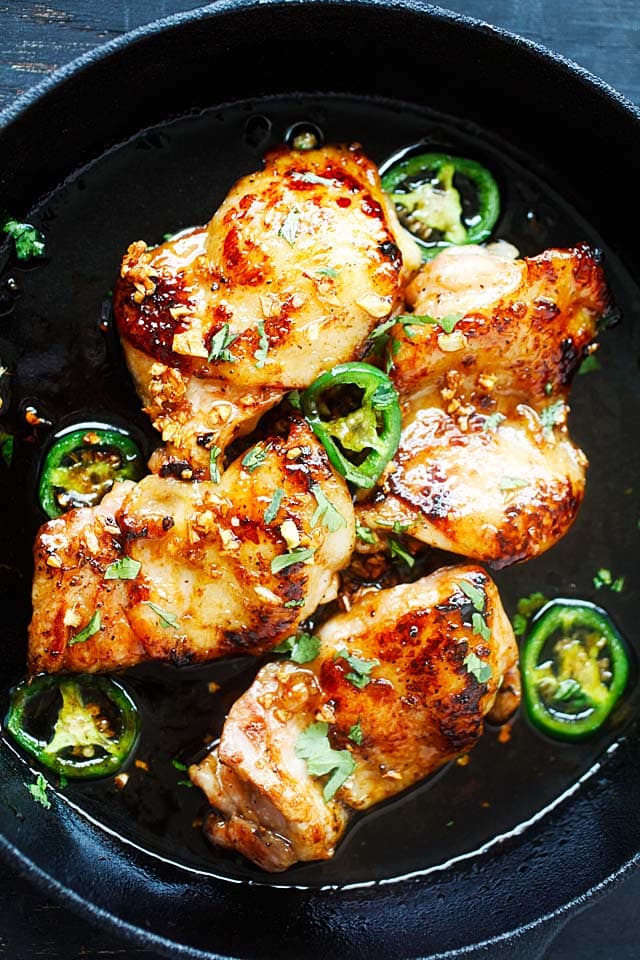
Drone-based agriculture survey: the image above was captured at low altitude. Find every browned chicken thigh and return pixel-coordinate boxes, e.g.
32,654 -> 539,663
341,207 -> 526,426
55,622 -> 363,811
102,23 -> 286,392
114,143 -> 420,477
190,563 -> 519,871
357,242 -> 611,566
28,418 -> 354,675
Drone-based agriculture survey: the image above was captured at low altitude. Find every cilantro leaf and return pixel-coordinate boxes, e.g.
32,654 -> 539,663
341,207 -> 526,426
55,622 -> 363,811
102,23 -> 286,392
499,476 -> 529,493
316,267 -> 338,278
390,537 -> 414,567
242,442 -> 271,473
3,218 -> 45,259
539,399 -> 565,437
254,321 -> 269,368
471,612 -> 491,643
273,632 -> 321,664
335,647 -> 380,689
355,520 -> 377,544
284,598 -> 305,608
482,412 -> 506,432
512,592 -> 548,636
271,546 -> 316,574
578,353 -> 601,374
25,773 -> 51,809
208,323 -> 238,362
464,651 -> 492,684
593,568 -> 625,593
264,487 -> 285,524
68,611 -> 101,646
370,381 -> 397,410
310,485 -> 346,532
295,721 -> 356,802
209,444 -> 222,483
145,601 -> 179,628
459,579 -> 485,612
348,720 -> 364,745
104,557 -> 141,580
279,208 -> 300,246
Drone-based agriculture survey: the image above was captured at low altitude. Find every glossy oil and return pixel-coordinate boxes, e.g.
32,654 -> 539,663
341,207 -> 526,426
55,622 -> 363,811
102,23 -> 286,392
0,94 -> 638,887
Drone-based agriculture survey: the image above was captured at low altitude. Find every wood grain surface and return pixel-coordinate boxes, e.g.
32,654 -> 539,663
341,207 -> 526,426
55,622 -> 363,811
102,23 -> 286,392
0,2 -> 639,959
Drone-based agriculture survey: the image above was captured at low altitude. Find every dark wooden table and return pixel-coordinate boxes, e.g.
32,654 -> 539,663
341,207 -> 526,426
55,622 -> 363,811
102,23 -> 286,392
1,2 -> 639,958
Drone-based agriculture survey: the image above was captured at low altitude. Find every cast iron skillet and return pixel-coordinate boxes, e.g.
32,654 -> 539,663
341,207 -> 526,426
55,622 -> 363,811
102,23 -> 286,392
0,1 -> 639,957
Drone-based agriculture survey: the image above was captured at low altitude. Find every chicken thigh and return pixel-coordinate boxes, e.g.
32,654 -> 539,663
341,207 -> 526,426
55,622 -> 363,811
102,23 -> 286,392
190,563 -> 518,871
28,417 -> 354,675
114,143 -> 421,477
358,242 -> 611,566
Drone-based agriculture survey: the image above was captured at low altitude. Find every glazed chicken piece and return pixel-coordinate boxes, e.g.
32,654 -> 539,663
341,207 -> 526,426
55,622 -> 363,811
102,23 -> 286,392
28,418 -> 354,675
357,242 -> 611,566
114,143 -> 421,477
190,563 -> 519,871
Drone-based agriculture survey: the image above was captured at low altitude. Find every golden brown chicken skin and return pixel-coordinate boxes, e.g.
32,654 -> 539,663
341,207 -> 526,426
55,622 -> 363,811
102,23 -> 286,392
114,143 -> 420,477
28,418 -> 354,675
358,243 -> 611,566
190,564 -> 519,871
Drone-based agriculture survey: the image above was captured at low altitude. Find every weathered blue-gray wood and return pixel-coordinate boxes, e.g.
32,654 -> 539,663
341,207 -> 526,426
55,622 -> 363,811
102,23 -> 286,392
0,2 -> 638,959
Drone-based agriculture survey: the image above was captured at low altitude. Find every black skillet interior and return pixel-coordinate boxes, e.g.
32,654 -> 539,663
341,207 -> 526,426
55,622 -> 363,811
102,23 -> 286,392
0,1 -> 639,957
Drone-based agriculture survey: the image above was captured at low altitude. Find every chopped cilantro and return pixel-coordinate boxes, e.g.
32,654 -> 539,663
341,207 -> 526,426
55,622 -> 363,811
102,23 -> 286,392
499,476 -> 529,493
208,323 -> 238,362
273,632 -> 321,664
284,598 -> 305,608
264,487 -> 285,524
68,611 -> 101,646
395,312 -> 464,335
544,381 -> 553,396
317,267 -> 339,278
209,444 -> 222,483
471,612 -> 491,643
578,354 -> 601,374
287,390 -> 302,410
271,546 -> 316,574
25,773 -> 51,809
390,537 -> 414,567
171,759 -> 188,772
464,651 -> 493,684
459,579 -> 485,612
370,381 -> 397,410
177,779 -> 193,788
355,520 -> 377,544
145,601 -> 179,628
512,592 -> 548,636
348,720 -> 364,745
0,432 -> 14,467
310,485 -> 346,532
295,721 -> 356,802
3,218 -> 45,259
482,412 -> 506,432
279,208 -> 300,246
593,568 -> 625,593
539,399 -> 565,437
104,557 -> 141,580
377,519 -> 410,534
242,442 -> 271,473
254,321 -> 269,368
335,648 -> 380,690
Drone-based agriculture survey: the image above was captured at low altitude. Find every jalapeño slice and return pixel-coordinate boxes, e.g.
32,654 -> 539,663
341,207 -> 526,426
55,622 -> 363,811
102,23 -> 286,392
300,362 -> 401,489
521,599 -> 630,741
381,151 -> 500,260
39,425 -> 145,519
5,674 -> 139,779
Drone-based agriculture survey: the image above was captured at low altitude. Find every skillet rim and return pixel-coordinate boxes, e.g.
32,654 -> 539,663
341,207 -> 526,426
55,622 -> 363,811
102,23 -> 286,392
1,1 -> 640,957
